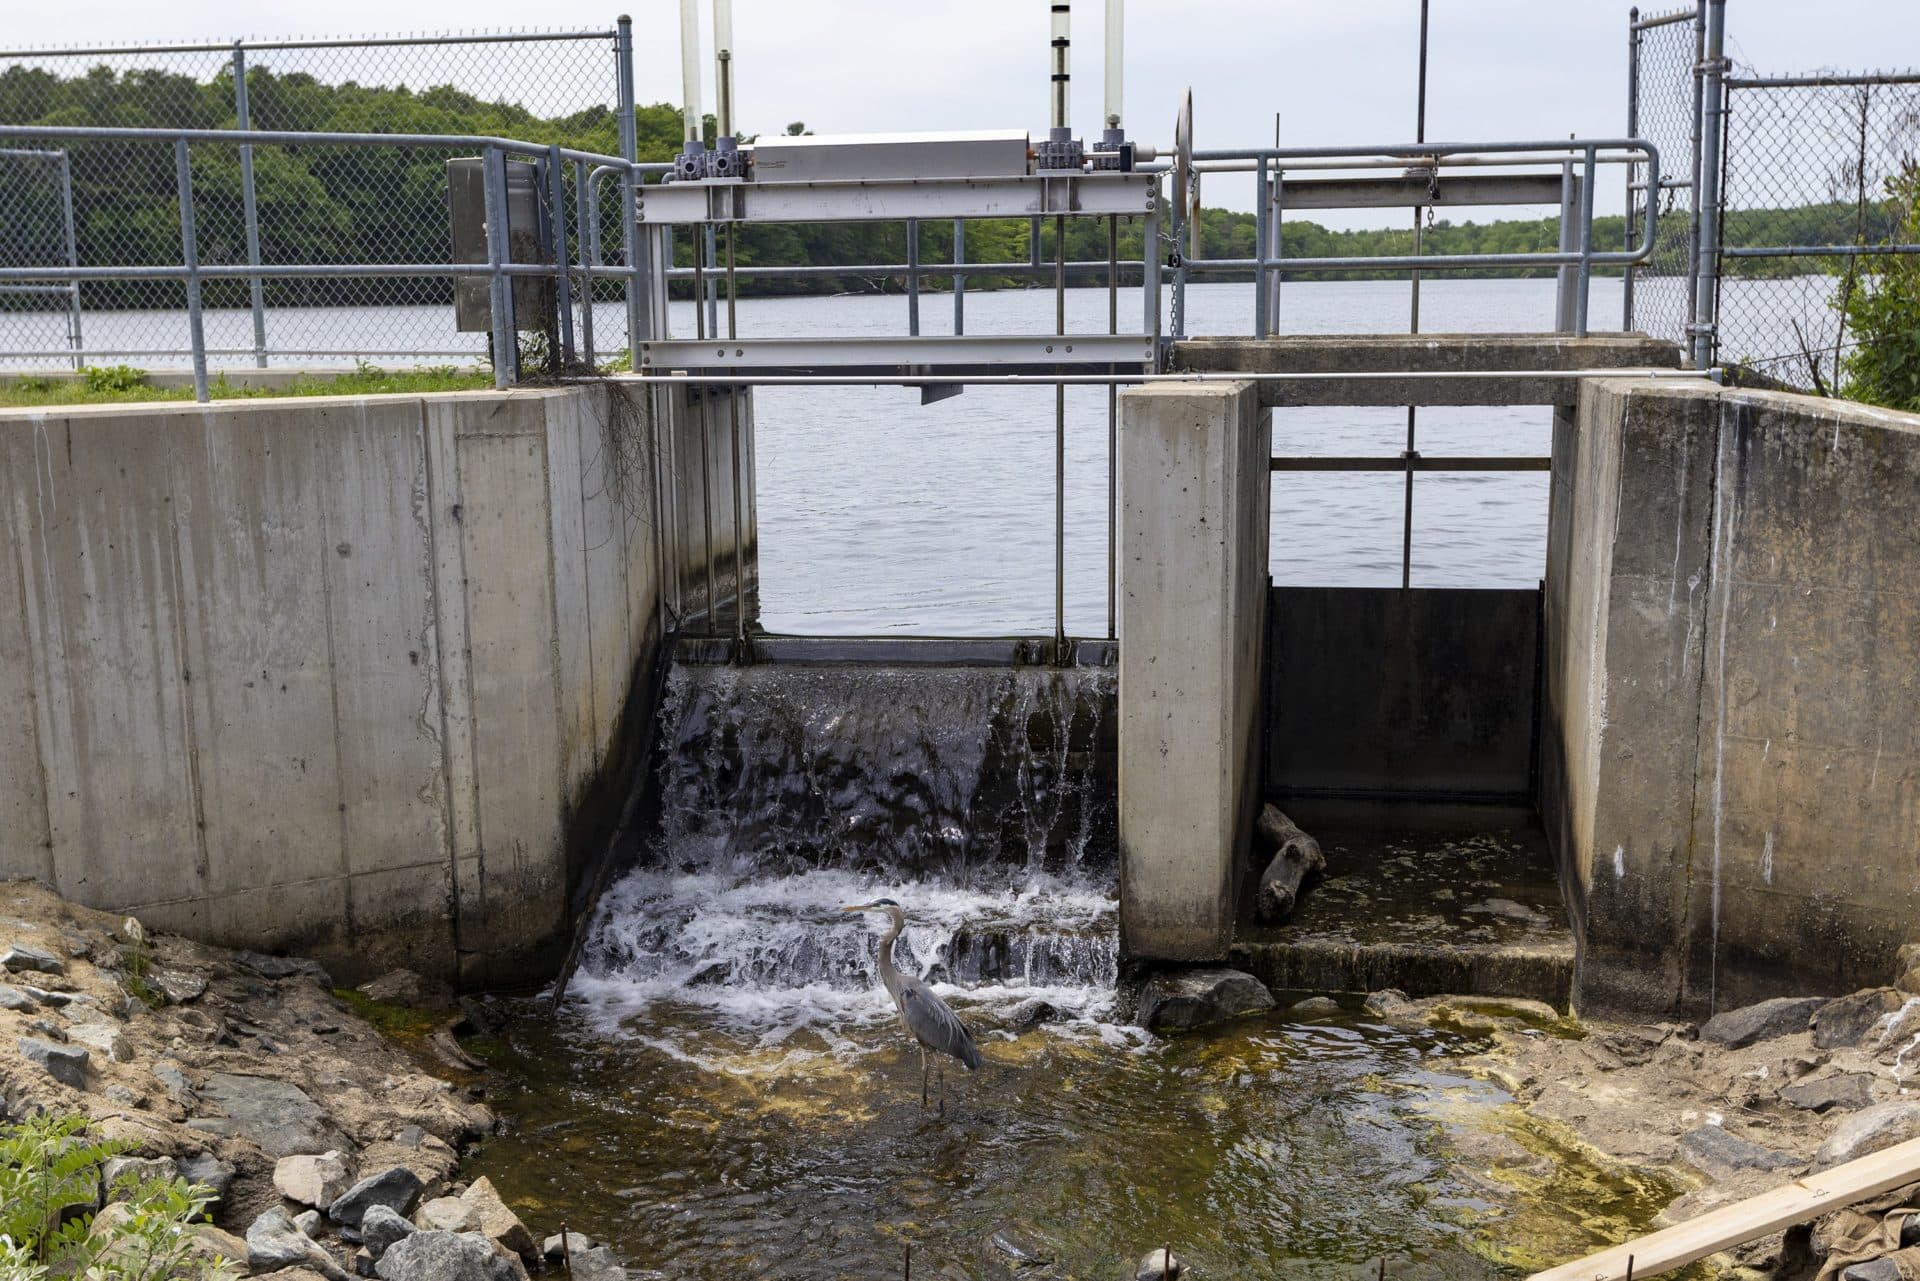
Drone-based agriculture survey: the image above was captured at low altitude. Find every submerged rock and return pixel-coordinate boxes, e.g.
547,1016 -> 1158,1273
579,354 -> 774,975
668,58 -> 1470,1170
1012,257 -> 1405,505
1290,996 -> 1341,1015
1136,969 -> 1274,1032
1813,1102 -> 1920,1170
1699,997 -> 1821,1048
569,1245 -> 629,1281
1811,990 -> 1906,1049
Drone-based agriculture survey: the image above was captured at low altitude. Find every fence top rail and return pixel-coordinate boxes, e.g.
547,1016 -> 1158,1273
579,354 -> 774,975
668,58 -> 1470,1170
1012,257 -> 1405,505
1194,137 -> 1656,162
0,147 -> 66,161
1725,72 -> 1920,89
0,29 -> 619,59
1631,6 -> 1700,32
0,123 -> 632,169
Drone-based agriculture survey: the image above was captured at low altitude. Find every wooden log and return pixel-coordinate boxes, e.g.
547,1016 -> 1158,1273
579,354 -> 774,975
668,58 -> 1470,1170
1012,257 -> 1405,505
1528,1136 -> 1920,1281
1254,804 -> 1325,923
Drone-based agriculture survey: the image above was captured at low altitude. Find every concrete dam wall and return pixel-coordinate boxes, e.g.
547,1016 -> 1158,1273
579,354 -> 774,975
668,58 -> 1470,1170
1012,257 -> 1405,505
0,382 -> 753,987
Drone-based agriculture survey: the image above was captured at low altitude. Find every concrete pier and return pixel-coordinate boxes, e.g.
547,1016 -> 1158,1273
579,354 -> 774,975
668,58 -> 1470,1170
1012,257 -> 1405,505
1117,380 -> 1270,961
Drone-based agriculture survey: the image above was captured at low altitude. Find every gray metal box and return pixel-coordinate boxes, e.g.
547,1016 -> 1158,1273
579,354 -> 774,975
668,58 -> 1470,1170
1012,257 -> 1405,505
447,157 -> 554,333
747,130 -> 1031,183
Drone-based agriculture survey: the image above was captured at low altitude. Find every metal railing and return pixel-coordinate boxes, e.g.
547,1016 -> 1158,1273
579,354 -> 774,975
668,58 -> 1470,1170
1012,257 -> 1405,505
0,147 -> 81,368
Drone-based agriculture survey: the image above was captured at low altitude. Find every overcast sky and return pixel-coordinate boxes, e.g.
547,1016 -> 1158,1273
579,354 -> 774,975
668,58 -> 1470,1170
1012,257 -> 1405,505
7,1 -> 1914,223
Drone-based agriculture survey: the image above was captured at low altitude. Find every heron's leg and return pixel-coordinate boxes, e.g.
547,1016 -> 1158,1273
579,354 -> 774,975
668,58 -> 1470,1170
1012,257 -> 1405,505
919,1045 -> 929,1107
937,1063 -> 946,1116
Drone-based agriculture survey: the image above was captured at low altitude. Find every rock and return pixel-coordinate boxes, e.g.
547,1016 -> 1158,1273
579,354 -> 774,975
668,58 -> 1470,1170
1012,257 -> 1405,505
1814,1102 -> 1920,1170
103,1084 -> 142,1107
153,1062 -> 196,1107
391,1124 -> 428,1148
357,969 -> 451,1008
1135,1247 -> 1186,1280
1364,989 -> 1415,1017
544,1231 -> 595,1260
1897,970 -> 1920,996
1839,1260 -> 1902,1281
0,984 -> 34,1011
1136,969 -> 1275,1032
361,1205 -> 416,1258
1812,990 -> 1907,1049
1905,1215 -> 1920,1249
1465,897 -> 1551,925
354,1247 -> 379,1277
67,1021 -> 133,1063
180,1151 -> 236,1206
1003,998 -> 1061,1032
248,1206 -> 350,1281
191,1072 -> 345,1157
1699,997 -> 1822,1048
1290,996 -> 1341,1015
1676,1124 -> 1801,1175
277,1151 -> 355,1208
151,968 -> 207,1003
185,1225 -> 248,1271
375,1231 -> 522,1281
25,985 -> 73,1007
25,1018 -> 65,1040
415,1196 -> 481,1234
460,1176 -> 536,1260
990,1226 -> 1054,1265
58,928 -> 93,959
1781,1072 -> 1876,1113
103,1155 -> 178,1199
19,1035 -> 87,1087
569,1245 -> 627,1281
233,949 -> 330,983
1,943 -> 64,974
295,1209 -> 324,1237
330,1167 -> 425,1230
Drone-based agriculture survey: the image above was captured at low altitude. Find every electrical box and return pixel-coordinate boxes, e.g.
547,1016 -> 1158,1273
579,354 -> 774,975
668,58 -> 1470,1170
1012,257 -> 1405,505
748,130 -> 1032,183
447,157 -> 554,333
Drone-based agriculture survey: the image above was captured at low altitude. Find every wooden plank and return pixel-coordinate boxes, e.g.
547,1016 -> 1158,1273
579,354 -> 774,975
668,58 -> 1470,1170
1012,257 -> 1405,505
1529,1136 -> 1920,1281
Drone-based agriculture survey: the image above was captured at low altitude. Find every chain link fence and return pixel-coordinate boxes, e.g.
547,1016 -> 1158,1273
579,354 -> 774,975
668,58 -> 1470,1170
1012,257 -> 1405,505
1625,6 -> 1702,350
1716,73 -> 1920,390
0,28 -> 638,369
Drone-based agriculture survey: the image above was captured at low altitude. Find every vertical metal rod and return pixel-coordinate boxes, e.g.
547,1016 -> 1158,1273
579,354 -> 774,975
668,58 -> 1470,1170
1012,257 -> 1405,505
1683,1 -> 1706,366
693,224 -> 708,341
1143,194 -> 1160,358
546,146 -> 577,365
232,43 -> 267,369
704,224 -> 720,338
1555,161 -> 1577,333
574,160 -> 597,366
1692,0 -> 1726,370
699,391 -> 717,631
57,151 -> 81,370
1403,0 -> 1430,591
1106,213 -> 1118,641
952,219 -> 965,334
481,146 -> 516,387
174,138 -> 209,403
651,385 -> 671,638
1576,145 -> 1597,337
615,16 -> 646,355
1054,212 -> 1067,659
1030,216 -> 1042,270
1267,112 -> 1284,329
906,218 -> 920,337
729,389 -> 745,644
724,222 -> 738,340
1625,8 -> 1642,331
1253,154 -> 1270,338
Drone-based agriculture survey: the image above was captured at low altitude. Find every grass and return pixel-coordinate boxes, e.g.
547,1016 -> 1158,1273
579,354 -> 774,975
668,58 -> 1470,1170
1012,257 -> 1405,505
0,361 -> 495,408
332,986 -> 449,1043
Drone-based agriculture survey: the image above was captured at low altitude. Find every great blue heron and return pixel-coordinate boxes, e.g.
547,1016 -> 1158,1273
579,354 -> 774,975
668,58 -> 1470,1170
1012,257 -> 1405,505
841,898 -> 983,1109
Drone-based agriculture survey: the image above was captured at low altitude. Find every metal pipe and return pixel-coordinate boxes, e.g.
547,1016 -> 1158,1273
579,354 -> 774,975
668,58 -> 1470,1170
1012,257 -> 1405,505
1625,7 -> 1641,331
574,158 -> 597,365
1253,154 -> 1269,337
693,226 -> 707,340
1054,211 -> 1067,659
481,145 -> 516,387
1273,456 -> 1551,472
1106,213 -> 1118,641
616,16 -> 646,355
1555,161 -> 1578,333
1692,0 -> 1726,369
173,138 -> 209,402
1576,145 -> 1597,336
1725,243 -> 1920,258
1191,136 -> 1656,161
1104,0 -> 1123,129
0,29 -> 621,56
1050,3 -> 1071,131
1684,1 -> 1706,367
615,367 -> 1716,386
57,151 -> 81,370
906,219 -> 920,336
725,223 -> 738,340
712,0 -> 735,138
952,220 -> 965,334
0,123 -> 631,167
729,389 -> 745,645
680,0 -> 704,144
232,43 -> 267,369
547,146 -> 576,365
705,224 -> 720,338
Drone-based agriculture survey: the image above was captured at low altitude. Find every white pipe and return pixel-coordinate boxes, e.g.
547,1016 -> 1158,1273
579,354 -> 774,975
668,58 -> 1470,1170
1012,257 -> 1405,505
1050,3 -> 1070,131
679,0 -> 703,144
1104,0 -> 1123,130
712,0 -> 734,139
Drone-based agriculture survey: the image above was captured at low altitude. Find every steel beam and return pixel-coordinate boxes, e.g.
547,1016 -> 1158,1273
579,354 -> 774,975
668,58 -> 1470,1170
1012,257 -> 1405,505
633,172 -> 1156,225
638,332 -> 1157,373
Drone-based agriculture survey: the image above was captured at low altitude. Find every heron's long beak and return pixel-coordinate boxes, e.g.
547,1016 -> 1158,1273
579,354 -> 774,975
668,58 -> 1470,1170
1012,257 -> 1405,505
839,903 -> 868,913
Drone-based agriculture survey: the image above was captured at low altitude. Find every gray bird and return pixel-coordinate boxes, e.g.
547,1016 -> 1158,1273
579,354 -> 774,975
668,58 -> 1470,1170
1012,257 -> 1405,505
841,898 -> 983,1109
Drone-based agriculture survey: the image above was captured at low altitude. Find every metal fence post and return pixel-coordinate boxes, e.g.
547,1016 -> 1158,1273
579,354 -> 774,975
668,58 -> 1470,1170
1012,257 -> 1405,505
906,218 -> 920,336
57,150 -> 82,369
481,144 -> 516,387
1692,0 -> 1726,369
1555,161 -> 1577,333
615,15 -> 645,357
1684,1 -> 1707,365
952,219 -> 965,335
173,138 -> 209,402
1253,154 -> 1269,337
575,161 -> 597,366
1625,7 -> 1642,331
546,144 -> 576,365
232,42 -> 268,368
1575,146 -> 1597,337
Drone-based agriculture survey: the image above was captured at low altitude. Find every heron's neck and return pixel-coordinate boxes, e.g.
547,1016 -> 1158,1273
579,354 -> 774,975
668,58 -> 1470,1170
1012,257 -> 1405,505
877,910 -> 904,978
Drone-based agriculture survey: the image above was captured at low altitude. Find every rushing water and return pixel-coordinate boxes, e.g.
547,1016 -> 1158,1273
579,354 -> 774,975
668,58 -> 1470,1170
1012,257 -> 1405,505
459,663 -> 1675,1280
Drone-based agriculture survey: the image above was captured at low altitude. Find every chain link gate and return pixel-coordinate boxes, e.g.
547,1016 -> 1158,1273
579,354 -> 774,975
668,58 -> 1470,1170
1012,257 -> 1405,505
1625,5 -> 1704,352
0,148 -> 83,367
0,27 -> 640,369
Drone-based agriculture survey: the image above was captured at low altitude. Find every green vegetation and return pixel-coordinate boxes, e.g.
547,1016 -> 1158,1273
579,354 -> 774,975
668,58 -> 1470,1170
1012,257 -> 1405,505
331,987 -> 446,1043
0,361 -> 492,408
1839,169 -> 1920,411
0,1113 -> 233,1280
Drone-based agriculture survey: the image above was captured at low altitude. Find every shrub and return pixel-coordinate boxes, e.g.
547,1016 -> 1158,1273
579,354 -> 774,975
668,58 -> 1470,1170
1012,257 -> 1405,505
1839,167 -> 1920,412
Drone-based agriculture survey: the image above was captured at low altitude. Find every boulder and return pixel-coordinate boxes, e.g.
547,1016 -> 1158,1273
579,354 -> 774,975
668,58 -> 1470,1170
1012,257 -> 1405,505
1812,990 -> 1907,1050
1814,1102 -> 1920,1171
1136,969 -> 1275,1032
185,1225 -> 248,1271
1364,989 -> 1416,1017
0,984 -> 36,1011
191,1073 -> 345,1157
1676,1124 -> 1801,1176
1,943 -> 64,974
416,1196 -> 481,1234
277,1151 -> 355,1208
570,1245 -> 628,1281
1781,1073 -> 1876,1114
1839,1261 -> 1902,1281
374,1231 -> 522,1281
1290,996 -> 1340,1016
152,1062 -> 196,1107
19,1036 -> 87,1087
66,1021 -> 133,1063
329,1167 -> 425,1230
248,1206 -> 350,1281
361,1205 -> 416,1259
1699,997 -> 1822,1049
295,1209 -> 324,1238
460,1176 -> 536,1260
103,1155 -> 178,1200
1136,1247 -> 1186,1280
544,1231 -> 595,1260
179,1151 -> 236,1207
151,968 -> 207,1003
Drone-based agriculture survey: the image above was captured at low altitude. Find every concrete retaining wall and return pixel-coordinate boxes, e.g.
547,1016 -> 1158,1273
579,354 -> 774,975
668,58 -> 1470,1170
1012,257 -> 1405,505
1117,380 -> 1270,961
1545,378 -> 1920,1016
0,382 -> 749,987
